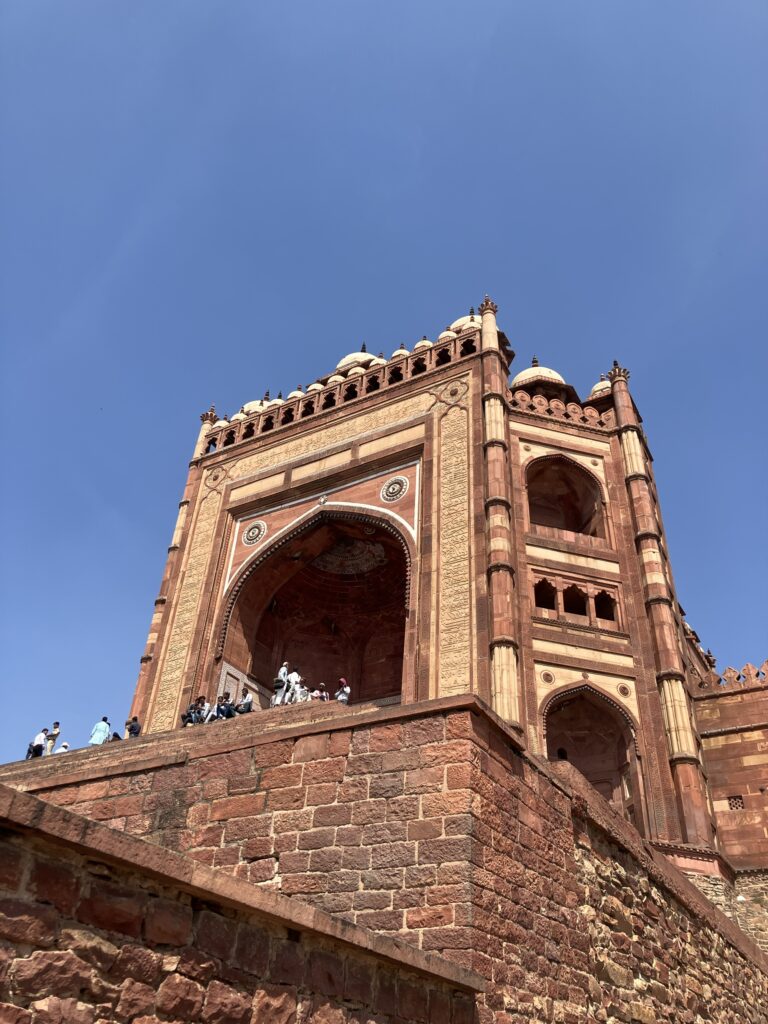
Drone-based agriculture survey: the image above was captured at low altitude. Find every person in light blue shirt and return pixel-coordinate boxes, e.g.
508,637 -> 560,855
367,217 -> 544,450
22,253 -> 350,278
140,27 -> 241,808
89,717 -> 110,745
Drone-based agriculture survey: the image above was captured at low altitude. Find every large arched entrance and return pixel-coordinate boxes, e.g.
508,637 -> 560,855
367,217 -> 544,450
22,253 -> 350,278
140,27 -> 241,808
221,514 -> 409,703
545,688 -> 639,826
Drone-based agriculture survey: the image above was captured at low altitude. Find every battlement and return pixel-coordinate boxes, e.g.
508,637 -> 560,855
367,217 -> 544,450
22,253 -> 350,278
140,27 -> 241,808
508,387 -> 616,431
695,660 -> 768,696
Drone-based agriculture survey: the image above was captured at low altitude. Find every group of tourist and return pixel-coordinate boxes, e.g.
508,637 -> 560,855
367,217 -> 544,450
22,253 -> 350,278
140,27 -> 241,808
25,714 -> 141,758
272,663 -> 351,707
178,665 -> 352,728
181,687 -> 254,726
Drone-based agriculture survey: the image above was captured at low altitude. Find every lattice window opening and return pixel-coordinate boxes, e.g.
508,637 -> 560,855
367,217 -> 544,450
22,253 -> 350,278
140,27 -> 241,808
728,795 -> 745,811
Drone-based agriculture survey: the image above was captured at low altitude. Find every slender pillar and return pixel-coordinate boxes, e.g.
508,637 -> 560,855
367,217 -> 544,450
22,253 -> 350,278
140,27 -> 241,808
608,363 -> 712,845
130,408 -> 216,727
479,296 -> 521,729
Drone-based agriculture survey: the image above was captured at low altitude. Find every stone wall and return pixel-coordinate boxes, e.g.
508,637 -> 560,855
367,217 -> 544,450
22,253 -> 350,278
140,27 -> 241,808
2,697 -> 768,1023
0,784 -> 480,1024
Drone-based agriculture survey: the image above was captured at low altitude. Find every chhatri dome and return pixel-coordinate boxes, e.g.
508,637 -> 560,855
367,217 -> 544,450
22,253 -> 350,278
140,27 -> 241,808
510,356 -> 566,389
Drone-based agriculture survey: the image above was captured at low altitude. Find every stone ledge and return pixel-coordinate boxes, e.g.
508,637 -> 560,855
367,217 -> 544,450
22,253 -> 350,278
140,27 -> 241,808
0,693 -> 526,794
0,781 -> 485,995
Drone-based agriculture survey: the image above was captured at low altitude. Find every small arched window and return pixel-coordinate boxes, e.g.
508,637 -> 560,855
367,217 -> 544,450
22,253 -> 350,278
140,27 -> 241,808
388,366 -> 403,384
261,415 -> 274,433
411,358 -> 427,376
365,374 -> 380,393
205,437 -> 217,454
562,584 -> 588,616
526,457 -> 605,538
534,579 -> 557,611
460,338 -> 477,356
322,392 -> 336,410
242,422 -> 255,440
222,430 -> 235,448
344,383 -> 358,401
595,590 -> 616,622
301,400 -> 315,418
435,347 -> 451,366
281,407 -> 295,424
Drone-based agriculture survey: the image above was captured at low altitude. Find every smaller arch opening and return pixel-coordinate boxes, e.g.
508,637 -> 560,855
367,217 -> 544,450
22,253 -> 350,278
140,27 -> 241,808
205,437 -> 218,454
534,579 -> 557,611
527,456 -> 605,538
344,383 -> 359,401
562,584 -> 588,616
281,408 -> 295,425
411,358 -> 427,376
594,590 -> 616,622
365,374 -> 380,393
435,347 -> 451,366
222,430 -> 235,448
388,366 -> 403,384
322,392 -> 336,410
557,748 -> 568,761
261,415 -> 275,433
460,338 -> 477,356
301,400 -> 315,418
242,423 -> 255,440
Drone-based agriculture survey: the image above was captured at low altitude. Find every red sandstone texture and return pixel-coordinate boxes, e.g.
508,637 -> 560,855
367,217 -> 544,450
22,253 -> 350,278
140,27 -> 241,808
2,698 -> 767,1022
0,783 -> 479,1024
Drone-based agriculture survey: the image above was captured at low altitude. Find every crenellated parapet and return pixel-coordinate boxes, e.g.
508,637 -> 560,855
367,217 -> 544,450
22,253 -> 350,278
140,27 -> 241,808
698,660 -> 768,693
508,388 -> 616,430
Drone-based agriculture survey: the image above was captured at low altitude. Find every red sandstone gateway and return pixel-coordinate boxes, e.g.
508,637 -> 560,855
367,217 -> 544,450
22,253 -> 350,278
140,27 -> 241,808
1,300 -> 765,1018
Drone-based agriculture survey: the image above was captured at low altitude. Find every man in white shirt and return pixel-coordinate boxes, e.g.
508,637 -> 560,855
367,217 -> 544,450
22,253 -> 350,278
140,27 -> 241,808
272,662 -> 291,706
284,668 -> 302,705
27,729 -> 48,758
335,679 -> 351,704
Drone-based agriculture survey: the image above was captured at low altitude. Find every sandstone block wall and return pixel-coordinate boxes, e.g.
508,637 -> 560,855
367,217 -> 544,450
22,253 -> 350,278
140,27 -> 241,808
3,697 -> 768,1023
0,784 -> 480,1024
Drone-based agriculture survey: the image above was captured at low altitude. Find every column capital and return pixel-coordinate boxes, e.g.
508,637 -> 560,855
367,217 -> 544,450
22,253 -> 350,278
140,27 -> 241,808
200,405 -> 217,424
608,360 -> 630,384
479,294 -> 498,315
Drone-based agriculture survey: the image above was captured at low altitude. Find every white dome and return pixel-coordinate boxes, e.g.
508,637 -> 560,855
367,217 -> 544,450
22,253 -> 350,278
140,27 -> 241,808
306,382 -> 323,393
369,356 -> 387,367
213,418 -> 229,428
390,346 -> 409,359
230,411 -> 246,421
449,315 -> 480,332
413,337 -> 433,351
327,374 -> 345,385
437,330 -> 457,342
346,365 -> 365,377
243,400 -> 266,414
510,364 -> 566,388
336,350 -> 376,372
589,378 -> 611,398
286,388 -> 304,400
265,396 -> 284,407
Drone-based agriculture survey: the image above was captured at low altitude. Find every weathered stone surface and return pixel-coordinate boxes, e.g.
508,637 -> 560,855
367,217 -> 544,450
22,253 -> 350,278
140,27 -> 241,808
155,973 -> 205,1018
10,950 -> 91,999
250,985 -> 298,1024
201,979 -> 251,1024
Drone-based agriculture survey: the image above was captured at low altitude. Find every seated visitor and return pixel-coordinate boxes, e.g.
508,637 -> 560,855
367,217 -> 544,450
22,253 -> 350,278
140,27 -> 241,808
335,678 -> 351,704
235,687 -> 253,713
311,683 -> 330,701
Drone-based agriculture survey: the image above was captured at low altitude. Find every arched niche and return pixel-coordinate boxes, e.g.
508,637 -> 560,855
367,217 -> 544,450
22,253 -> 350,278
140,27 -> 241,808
543,685 -> 642,829
218,511 -> 412,705
526,455 -> 605,538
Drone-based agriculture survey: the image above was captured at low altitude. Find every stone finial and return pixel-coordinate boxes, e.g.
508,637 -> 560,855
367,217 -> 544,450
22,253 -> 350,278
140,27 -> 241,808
361,342 -> 367,353
264,390 -> 270,401
705,649 -> 717,669
277,391 -> 283,399
531,356 -> 539,367
479,295 -> 498,315
607,360 -> 630,383
200,405 -> 217,424
378,352 -> 385,359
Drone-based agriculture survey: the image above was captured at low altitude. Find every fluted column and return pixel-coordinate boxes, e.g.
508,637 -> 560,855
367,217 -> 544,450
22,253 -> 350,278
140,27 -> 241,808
480,296 -> 521,729
609,363 -> 711,845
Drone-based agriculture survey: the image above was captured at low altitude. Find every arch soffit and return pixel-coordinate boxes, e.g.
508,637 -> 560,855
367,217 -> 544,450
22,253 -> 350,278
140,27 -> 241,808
216,504 -> 414,660
540,682 -> 640,754
523,452 -> 606,501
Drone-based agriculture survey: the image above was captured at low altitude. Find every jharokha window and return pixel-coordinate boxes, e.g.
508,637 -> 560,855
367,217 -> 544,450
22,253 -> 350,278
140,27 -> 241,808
533,578 -> 557,611
527,456 -> 605,538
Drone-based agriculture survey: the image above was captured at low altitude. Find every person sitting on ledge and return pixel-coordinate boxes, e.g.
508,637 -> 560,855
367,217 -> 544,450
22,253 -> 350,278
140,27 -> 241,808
235,686 -> 253,713
311,682 -> 329,701
126,716 -> 141,738
54,741 -> 70,753
335,678 -> 351,704
181,695 -> 209,726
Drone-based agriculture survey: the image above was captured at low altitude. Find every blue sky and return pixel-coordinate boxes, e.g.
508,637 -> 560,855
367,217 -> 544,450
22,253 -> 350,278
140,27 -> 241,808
1,2 -> 766,761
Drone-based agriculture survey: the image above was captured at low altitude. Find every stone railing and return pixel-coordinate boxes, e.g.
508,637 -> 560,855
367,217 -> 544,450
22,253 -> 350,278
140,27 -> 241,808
699,661 -> 768,692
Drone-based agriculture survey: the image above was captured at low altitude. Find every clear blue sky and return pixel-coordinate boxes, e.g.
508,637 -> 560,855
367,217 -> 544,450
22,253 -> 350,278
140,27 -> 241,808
1,2 -> 766,761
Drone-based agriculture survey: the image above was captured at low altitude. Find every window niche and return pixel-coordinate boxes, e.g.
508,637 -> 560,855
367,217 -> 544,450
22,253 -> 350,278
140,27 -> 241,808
527,456 -> 605,539
534,579 -> 557,611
